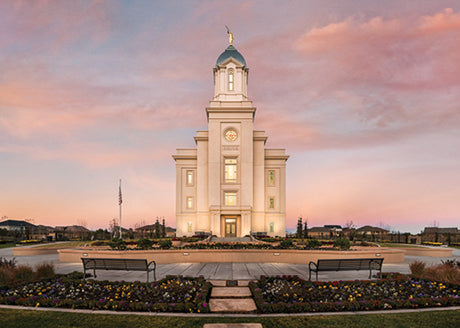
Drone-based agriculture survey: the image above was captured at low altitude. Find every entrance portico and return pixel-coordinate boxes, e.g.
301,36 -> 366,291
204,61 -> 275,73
223,217 -> 237,237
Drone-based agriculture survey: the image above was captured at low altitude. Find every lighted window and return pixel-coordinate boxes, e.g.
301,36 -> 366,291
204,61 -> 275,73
268,171 -> 275,185
269,197 -> 275,209
224,192 -> 237,206
188,222 -> 192,232
228,69 -> 234,91
186,170 -> 193,186
186,196 -> 193,209
224,158 -> 237,182
270,222 -> 274,233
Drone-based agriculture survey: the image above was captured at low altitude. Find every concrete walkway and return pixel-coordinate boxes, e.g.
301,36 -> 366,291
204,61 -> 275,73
1,247 -> 458,282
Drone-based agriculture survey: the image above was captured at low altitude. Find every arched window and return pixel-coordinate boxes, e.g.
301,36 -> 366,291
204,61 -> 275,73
228,69 -> 234,91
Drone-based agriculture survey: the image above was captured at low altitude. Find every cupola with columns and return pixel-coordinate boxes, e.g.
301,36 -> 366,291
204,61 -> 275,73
210,27 -> 251,107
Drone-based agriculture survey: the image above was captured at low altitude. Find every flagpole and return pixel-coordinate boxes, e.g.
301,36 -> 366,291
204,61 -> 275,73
119,179 -> 122,239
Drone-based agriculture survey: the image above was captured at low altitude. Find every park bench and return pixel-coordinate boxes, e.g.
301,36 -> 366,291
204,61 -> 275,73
81,258 -> 156,282
308,258 -> 383,281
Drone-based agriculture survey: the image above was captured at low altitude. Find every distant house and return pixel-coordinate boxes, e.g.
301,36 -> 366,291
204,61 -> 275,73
0,219 -> 36,231
356,225 -> 389,241
308,226 -> 341,239
135,224 -> 176,238
55,225 -> 91,240
422,227 -> 459,244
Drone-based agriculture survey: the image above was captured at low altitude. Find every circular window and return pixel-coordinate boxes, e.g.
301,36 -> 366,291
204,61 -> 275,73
224,128 -> 238,142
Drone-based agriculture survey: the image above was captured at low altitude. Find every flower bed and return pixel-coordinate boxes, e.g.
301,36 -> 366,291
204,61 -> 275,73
249,274 -> 459,313
422,242 -> 443,246
0,275 -> 211,313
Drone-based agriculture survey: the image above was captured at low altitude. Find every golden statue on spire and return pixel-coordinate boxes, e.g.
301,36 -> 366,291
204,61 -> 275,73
225,25 -> 233,46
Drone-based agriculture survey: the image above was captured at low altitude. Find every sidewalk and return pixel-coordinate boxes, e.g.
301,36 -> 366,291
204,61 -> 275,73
1,247 -> 458,282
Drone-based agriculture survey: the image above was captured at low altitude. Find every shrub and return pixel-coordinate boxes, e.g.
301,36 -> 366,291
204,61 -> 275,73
424,265 -> 460,284
108,238 -> 127,250
0,267 -> 13,287
307,239 -> 321,249
441,259 -> 460,268
137,239 -> 153,250
160,239 -> 172,249
35,263 -> 55,280
0,257 -> 16,269
409,260 -> 426,277
334,237 -> 351,250
14,265 -> 35,284
90,241 -> 107,246
279,239 -> 293,249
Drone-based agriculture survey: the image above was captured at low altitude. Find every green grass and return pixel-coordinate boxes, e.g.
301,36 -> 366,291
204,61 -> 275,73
33,242 -> 89,249
0,308 -> 459,328
377,242 -> 425,248
0,243 -> 15,249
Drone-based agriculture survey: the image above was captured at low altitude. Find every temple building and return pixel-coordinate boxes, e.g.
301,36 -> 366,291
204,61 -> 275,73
173,33 -> 288,237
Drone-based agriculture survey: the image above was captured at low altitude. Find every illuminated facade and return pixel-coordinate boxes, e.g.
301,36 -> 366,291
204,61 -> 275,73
173,40 -> 288,237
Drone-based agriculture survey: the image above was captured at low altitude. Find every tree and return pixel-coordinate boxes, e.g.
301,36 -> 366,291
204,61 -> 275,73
344,220 -> 355,229
296,217 -> 303,239
154,219 -> 161,238
134,220 -> 147,238
162,218 -> 166,238
109,218 -> 118,239
303,220 -> 308,239
76,219 -> 88,240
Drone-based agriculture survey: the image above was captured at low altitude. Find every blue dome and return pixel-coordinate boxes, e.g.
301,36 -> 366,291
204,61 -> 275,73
216,45 -> 247,67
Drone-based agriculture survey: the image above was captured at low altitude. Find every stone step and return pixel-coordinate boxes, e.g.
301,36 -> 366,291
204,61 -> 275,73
209,298 -> 257,313
209,237 -> 253,243
203,324 -> 262,328
211,287 -> 252,298
209,280 -> 251,287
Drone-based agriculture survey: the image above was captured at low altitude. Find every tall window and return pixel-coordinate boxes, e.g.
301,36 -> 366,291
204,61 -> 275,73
188,222 -> 192,233
186,170 -> 193,186
228,69 -> 234,91
268,170 -> 275,186
186,196 -> 193,209
269,197 -> 275,209
224,192 -> 237,206
270,222 -> 274,233
224,158 -> 237,182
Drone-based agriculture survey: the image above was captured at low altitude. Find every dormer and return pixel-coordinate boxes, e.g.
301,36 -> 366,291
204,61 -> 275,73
213,45 -> 249,102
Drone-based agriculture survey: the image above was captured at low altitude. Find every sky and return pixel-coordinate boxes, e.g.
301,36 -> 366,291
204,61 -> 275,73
1,0 -> 459,234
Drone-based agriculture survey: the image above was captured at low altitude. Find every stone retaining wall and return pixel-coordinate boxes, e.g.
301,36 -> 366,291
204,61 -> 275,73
394,247 -> 453,257
13,247 -> 58,255
58,248 -> 405,263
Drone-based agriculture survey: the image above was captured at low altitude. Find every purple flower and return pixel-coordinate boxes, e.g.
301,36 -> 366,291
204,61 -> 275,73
202,302 -> 207,307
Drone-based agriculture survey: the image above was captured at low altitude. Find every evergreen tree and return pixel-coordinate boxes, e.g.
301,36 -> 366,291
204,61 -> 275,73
303,221 -> 308,239
162,218 -> 166,238
154,219 -> 161,238
296,217 -> 303,239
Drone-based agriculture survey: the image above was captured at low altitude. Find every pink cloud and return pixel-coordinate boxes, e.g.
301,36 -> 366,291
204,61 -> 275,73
1,0 -> 115,53
294,8 -> 460,90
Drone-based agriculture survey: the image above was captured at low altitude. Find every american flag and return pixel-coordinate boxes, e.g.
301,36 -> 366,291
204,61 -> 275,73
118,182 -> 122,205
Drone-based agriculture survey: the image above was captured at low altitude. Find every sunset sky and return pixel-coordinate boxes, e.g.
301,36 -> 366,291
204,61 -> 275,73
1,0 -> 459,233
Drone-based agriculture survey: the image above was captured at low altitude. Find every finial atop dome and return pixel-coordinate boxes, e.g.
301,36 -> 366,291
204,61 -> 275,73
225,25 -> 233,46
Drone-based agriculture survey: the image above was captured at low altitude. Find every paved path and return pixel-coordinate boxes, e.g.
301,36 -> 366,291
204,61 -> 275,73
1,247 -> 458,282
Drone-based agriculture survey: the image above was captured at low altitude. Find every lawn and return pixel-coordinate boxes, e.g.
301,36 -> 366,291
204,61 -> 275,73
34,242 -> 89,249
377,242 -> 426,248
0,308 -> 459,328
0,243 -> 15,249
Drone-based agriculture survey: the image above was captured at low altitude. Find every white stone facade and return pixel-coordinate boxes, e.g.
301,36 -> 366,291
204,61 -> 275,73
173,44 -> 288,237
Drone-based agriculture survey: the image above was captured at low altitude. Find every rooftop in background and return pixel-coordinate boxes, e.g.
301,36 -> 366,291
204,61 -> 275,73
423,227 -> 459,234
0,219 -> 36,228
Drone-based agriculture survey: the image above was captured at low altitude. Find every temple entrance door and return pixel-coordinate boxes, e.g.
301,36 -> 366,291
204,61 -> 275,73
225,218 -> 237,237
